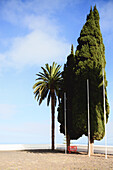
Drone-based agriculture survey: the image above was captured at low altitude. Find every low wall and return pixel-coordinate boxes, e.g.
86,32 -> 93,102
0,144 -> 113,154
0,144 -> 50,151
56,144 -> 113,155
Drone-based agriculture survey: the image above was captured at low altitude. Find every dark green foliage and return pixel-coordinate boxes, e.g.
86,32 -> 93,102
33,62 -> 62,106
58,6 -> 109,141
58,44 -> 76,136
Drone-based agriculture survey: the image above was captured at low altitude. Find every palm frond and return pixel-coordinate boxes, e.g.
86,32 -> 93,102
54,72 -> 62,80
51,62 -> 58,77
33,81 -> 45,89
36,72 -> 48,81
45,63 -> 51,74
33,62 -> 62,107
52,64 -> 62,80
33,83 -> 46,94
39,87 -> 49,105
36,94 -> 40,101
53,65 -> 62,77
41,67 -> 50,79
39,85 -> 45,96
34,89 -> 39,99
39,97 -> 43,105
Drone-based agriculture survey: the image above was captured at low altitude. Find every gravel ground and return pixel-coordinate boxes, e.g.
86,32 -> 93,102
0,150 -> 113,170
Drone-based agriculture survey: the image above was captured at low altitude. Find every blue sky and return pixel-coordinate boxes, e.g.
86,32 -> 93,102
0,0 -> 113,146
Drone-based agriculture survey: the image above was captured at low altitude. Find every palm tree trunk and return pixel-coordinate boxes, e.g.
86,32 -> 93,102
51,90 -> 55,150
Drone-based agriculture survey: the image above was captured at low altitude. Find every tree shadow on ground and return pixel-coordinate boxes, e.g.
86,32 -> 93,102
21,149 -> 87,155
22,149 -> 64,154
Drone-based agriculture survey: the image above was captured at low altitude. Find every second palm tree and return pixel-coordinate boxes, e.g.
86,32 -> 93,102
33,62 -> 62,150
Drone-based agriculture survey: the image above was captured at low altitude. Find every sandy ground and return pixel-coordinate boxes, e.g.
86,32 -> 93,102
0,150 -> 113,170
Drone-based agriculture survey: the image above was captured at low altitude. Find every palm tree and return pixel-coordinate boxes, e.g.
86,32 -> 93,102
33,62 -> 62,150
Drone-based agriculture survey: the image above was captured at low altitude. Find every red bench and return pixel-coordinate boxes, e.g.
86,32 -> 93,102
68,146 -> 77,153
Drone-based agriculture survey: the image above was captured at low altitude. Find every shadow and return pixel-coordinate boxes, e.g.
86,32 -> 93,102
69,151 -> 87,155
21,149 -> 87,155
22,149 -> 65,154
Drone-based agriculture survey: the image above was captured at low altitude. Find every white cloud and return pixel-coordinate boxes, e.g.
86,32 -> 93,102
4,30 -> 69,69
24,15 -> 60,37
0,0 -> 71,71
0,0 -> 80,24
0,0 -> 77,29
99,1 -> 113,34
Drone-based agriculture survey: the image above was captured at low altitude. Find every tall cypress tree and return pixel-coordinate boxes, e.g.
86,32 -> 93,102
58,6 -> 109,154
58,44 -> 76,149
73,6 -> 109,153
